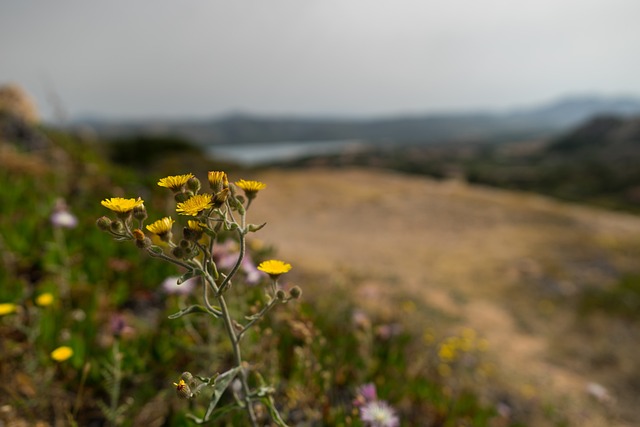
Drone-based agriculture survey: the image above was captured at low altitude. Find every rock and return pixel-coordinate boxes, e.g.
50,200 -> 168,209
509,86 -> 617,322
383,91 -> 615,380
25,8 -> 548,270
0,83 -> 39,124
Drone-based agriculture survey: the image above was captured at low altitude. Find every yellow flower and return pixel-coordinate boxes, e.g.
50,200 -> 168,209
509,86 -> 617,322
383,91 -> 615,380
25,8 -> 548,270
101,197 -> 144,213
157,174 -> 194,191
187,220 -> 204,230
0,303 -> 17,316
438,343 -> 456,361
176,194 -> 214,216
208,171 -> 229,192
173,378 -> 191,399
257,259 -> 292,279
36,293 -> 54,307
51,346 -> 73,362
235,179 -> 266,199
146,217 -> 175,236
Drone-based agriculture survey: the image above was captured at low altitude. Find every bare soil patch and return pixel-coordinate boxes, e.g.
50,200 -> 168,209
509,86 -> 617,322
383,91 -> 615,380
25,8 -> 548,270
250,167 -> 640,426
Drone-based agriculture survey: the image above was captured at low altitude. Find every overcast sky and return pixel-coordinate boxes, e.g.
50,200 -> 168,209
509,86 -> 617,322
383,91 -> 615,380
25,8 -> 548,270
2,0 -> 640,121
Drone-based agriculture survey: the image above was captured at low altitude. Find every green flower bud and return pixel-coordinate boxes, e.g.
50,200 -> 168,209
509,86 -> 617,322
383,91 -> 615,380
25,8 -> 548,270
187,177 -> 201,193
181,371 -> 195,385
174,192 -> 191,203
136,237 -> 152,249
96,216 -> 112,231
276,289 -> 286,300
133,203 -> 147,221
179,239 -> 191,249
289,286 -> 302,299
172,246 -> 185,259
110,220 -> 124,233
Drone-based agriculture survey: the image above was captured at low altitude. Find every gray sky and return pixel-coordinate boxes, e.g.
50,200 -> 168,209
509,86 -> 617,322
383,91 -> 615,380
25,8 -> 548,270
2,0 -> 640,121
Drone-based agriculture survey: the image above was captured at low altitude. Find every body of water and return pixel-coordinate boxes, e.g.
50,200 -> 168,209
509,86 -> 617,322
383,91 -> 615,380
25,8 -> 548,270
207,139 -> 367,166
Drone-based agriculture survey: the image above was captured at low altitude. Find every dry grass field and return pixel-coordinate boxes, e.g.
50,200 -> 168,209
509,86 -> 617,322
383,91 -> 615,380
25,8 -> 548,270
251,167 -> 640,427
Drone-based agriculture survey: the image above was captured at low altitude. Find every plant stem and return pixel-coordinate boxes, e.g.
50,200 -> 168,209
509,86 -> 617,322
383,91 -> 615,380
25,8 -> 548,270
217,294 -> 258,426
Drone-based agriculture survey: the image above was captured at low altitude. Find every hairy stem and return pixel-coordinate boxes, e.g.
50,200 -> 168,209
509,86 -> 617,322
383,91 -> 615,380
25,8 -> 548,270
217,294 -> 258,426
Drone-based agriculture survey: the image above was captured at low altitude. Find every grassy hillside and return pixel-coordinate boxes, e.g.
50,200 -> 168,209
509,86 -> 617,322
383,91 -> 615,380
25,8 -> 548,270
2,112 -> 640,426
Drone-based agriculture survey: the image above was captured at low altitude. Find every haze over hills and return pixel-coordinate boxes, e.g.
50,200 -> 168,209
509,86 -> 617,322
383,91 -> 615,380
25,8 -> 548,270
74,94 -> 640,147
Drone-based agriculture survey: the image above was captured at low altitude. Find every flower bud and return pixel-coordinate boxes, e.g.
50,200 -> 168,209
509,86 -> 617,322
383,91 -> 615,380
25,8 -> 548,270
173,379 -> 192,399
213,188 -> 230,207
208,171 -> 228,193
181,371 -> 194,384
187,177 -> 201,193
179,239 -> 191,249
110,220 -> 124,233
132,228 -> 145,241
133,204 -> 147,221
174,192 -> 191,203
289,286 -> 302,299
172,246 -> 185,259
136,237 -> 152,249
96,216 -> 112,231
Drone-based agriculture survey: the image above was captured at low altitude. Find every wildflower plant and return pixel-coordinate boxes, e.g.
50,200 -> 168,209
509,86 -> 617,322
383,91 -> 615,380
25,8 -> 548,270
98,171 -> 298,426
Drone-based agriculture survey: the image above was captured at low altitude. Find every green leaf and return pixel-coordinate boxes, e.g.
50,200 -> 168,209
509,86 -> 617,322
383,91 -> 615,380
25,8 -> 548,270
247,222 -> 267,233
260,396 -> 289,427
202,227 -> 217,238
203,367 -> 241,420
168,305 -> 215,319
177,269 -> 200,284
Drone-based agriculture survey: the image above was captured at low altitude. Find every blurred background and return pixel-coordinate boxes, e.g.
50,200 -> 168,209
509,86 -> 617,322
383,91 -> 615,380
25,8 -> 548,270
2,1 -> 640,426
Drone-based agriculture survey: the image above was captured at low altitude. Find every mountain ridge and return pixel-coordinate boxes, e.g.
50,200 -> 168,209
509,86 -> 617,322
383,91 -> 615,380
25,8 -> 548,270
72,94 -> 640,146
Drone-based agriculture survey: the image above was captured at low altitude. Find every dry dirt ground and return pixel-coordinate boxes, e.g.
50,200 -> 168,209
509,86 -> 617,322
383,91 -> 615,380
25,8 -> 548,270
249,167 -> 640,427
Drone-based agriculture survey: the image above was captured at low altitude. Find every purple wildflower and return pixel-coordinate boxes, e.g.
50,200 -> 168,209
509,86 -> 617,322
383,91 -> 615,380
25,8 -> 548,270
357,383 -> 378,403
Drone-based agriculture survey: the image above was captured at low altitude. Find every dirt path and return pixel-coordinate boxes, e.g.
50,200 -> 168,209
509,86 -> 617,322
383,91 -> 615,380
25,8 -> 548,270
249,167 -> 640,426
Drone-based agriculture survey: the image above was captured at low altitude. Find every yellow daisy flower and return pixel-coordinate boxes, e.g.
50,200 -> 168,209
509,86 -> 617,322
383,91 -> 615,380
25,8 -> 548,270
176,194 -> 214,216
235,179 -> 266,199
146,217 -> 175,236
51,346 -> 74,362
101,197 -> 144,213
36,293 -> 54,307
207,171 -> 229,193
0,303 -> 17,316
257,259 -> 292,279
157,174 -> 194,191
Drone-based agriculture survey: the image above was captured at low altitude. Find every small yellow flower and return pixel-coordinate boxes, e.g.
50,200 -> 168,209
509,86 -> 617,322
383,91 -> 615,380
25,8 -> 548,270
101,197 -> 144,213
257,259 -> 292,279
0,303 -> 17,316
438,343 -> 456,361
157,174 -> 194,191
146,217 -> 175,236
187,220 -> 204,230
173,378 -> 192,399
208,171 -> 229,193
51,346 -> 74,362
235,179 -> 266,199
36,293 -> 54,307
176,194 -> 214,216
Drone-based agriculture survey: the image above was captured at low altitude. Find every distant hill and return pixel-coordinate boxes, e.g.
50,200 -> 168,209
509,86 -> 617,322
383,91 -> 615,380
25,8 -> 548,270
462,114 -> 640,212
72,94 -> 640,147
